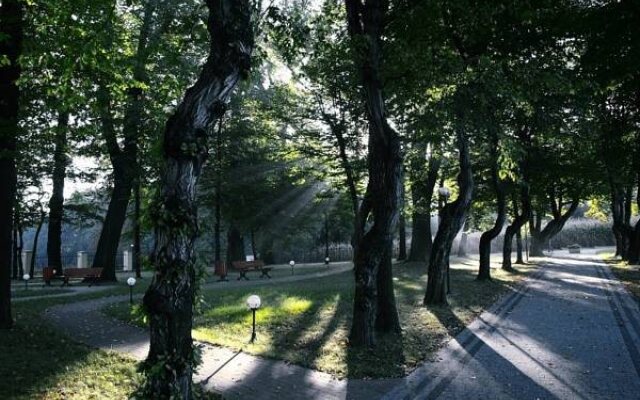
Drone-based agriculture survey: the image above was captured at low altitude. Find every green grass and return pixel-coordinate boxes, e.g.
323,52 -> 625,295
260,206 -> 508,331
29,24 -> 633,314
11,288 -> 74,298
0,298 -> 142,399
2,287 -> 223,399
106,257 -> 535,379
600,253 -> 640,302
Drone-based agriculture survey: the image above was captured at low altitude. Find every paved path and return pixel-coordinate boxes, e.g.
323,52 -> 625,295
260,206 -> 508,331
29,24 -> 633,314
386,254 -> 640,400
44,255 -> 640,399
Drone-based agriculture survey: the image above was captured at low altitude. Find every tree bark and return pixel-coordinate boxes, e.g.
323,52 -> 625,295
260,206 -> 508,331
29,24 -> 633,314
424,102 -> 474,306
515,228 -> 524,264
30,208 -> 46,277
92,0 -> 160,279
141,1 -> 254,396
226,226 -> 244,262
529,194 -> 579,257
133,174 -> 142,278
397,179 -> 407,261
345,0 -> 402,347
408,155 -> 440,262
46,111 -> 68,274
0,0 -> 22,328
477,155 -> 506,280
214,117 -> 223,263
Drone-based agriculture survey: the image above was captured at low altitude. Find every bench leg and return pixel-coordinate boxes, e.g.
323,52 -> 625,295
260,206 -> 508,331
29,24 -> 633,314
260,271 -> 271,279
237,271 -> 249,281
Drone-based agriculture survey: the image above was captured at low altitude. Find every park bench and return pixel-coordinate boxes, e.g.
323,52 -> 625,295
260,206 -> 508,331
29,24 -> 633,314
568,244 -> 581,254
230,260 -> 272,280
42,266 -> 103,287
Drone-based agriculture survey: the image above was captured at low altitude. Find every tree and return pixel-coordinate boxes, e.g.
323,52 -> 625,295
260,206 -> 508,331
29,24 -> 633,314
344,0 -> 402,347
141,0 -> 255,396
0,0 -> 23,328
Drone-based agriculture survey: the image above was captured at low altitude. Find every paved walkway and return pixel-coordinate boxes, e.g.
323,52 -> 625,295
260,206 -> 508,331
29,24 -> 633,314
44,255 -> 640,399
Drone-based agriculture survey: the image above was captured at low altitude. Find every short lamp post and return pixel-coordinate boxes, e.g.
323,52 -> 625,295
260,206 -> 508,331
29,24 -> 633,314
127,277 -> 136,304
325,257 -> 330,266
23,274 -> 30,290
246,294 -> 261,343
289,260 -> 295,275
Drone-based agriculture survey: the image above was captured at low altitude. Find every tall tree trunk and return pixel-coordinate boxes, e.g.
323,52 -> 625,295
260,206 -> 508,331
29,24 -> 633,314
345,0 -> 402,347
30,209 -> 45,277
226,226 -> 244,263
214,117 -> 223,263
515,228 -> 524,264
324,213 -> 330,261
12,228 -> 18,280
0,0 -> 22,329
92,0 -> 160,279
142,2 -> 254,396
133,175 -> 142,278
92,165 -> 133,280
478,168 -> 506,280
46,111 -> 68,274
424,102 -> 474,306
17,226 -> 23,277
397,179 -> 407,261
478,131 -> 506,280
408,156 -> 440,262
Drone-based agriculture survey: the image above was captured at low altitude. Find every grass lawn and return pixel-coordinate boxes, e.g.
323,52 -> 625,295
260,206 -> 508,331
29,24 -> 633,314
600,252 -> 640,302
106,257 -> 535,379
11,288 -> 74,298
0,297 -> 141,399
1,288 -> 223,399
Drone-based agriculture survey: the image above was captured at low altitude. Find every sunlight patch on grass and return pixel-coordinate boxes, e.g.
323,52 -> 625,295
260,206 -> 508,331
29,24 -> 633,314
106,257 -> 536,379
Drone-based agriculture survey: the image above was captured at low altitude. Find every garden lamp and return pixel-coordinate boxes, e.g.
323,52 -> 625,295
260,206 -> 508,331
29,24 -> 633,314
127,277 -> 136,304
325,256 -> 330,265
23,273 -> 30,290
246,294 -> 261,343
289,260 -> 295,275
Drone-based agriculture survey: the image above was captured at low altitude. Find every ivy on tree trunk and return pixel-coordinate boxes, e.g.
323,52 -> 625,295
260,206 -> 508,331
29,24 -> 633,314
140,1 -> 254,397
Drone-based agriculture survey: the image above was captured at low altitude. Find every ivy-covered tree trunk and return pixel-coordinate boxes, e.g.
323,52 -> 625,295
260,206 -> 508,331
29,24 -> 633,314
346,0 -> 402,347
0,0 -> 22,329
46,111 -> 68,274
424,104 -> 473,306
141,1 -> 254,397
408,155 -> 440,262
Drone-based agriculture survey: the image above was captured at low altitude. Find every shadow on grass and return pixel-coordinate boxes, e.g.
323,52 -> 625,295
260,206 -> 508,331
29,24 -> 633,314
0,303 -> 140,399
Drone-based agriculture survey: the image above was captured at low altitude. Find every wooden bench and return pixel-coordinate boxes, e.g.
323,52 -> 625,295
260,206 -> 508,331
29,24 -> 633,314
62,268 -> 104,286
43,266 -> 103,286
43,266 -> 64,286
230,260 -> 272,280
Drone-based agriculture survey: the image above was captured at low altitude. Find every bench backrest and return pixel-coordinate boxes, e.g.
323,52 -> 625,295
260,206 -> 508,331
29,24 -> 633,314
43,267 -> 56,280
231,260 -> 265,270
64,267 -> 103,278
